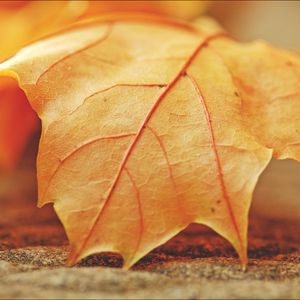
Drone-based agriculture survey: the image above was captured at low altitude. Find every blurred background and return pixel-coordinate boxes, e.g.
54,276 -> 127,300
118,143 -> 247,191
0,0 -> 300,231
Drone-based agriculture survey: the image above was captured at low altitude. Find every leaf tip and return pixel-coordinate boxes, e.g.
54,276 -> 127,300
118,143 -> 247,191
122,256 -> 137,270
66,248 -> 79,266
238,245 -> 248,271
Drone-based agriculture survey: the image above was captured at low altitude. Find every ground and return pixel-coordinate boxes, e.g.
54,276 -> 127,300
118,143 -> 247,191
1,154 -> 300,299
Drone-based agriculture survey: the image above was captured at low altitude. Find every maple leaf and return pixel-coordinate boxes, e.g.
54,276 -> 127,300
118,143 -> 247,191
0,14 -> 299,268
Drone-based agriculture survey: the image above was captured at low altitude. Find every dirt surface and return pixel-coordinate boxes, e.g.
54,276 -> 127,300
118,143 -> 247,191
1,153 -> 300,299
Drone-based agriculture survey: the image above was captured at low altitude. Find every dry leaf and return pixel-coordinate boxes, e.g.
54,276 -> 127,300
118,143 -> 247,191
1,15 -> 299,268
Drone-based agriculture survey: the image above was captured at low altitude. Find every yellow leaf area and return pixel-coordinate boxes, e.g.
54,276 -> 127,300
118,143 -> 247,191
1,15 -> 299,268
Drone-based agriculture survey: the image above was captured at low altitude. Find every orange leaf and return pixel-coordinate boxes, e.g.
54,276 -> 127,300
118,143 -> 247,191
0,77 -> 37,169
1,15 -> 299,268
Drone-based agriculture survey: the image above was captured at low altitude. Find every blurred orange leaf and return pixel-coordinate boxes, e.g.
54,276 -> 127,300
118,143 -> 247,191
1,15 -> 299,268
0,77 -> 37,169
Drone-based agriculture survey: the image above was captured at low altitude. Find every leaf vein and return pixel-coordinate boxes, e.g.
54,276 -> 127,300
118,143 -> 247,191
187,73 -> 242,246
41,132 -> 135,202
124,167 -> 143,267
35,23 -> 113,85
